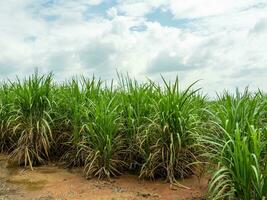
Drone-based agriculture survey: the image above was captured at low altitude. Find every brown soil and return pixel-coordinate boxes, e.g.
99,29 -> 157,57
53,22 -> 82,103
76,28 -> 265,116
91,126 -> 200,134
0,154 -> 208,200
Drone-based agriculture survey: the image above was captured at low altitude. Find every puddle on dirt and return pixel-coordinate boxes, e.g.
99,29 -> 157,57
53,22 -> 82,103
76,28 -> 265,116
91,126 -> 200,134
6,179 -> 48,191
0,153 -> 208,200
0,154 -> 48,191
36,168 -> 59,174
0,155 -> 19,178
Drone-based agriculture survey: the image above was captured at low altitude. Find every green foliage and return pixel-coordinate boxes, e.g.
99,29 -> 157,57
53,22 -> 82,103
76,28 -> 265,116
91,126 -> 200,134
138,77 -> 204,184
204,126 -> 267,200
211,89 -> 265,134
118,74 -> 153,170
201,89 -> 267,199
6,72 -> 53,169
82,94 -> 126,179
1,72 -> 267,199
54,77 -> 102,166
0,83 -> 13,151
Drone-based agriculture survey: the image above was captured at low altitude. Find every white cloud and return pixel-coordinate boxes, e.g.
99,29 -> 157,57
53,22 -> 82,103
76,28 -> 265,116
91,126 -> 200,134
116,0 -> 167,17
0,0 -> 267,95
168,0 -> 261,19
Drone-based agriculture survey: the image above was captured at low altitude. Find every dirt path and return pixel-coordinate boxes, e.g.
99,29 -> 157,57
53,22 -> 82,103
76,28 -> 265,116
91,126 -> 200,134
0,155 -> 207,200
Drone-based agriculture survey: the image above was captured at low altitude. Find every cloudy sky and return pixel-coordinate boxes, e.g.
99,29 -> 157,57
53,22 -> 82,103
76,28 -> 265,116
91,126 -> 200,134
0,0 -> 267,94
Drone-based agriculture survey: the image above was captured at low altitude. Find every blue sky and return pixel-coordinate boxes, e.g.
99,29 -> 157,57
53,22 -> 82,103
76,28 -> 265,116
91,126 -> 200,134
0,0 -> 267,94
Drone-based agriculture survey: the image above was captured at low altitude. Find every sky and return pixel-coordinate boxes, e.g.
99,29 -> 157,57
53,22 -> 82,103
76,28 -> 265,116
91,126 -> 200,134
0,0 -> 267,95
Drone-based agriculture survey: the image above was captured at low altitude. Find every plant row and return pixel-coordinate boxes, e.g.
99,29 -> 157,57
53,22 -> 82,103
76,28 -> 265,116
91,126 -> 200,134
0,72 -> 266,199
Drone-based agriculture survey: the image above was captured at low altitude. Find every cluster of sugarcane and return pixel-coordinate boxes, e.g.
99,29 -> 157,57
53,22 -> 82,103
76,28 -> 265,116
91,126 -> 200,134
0,72 -> 266,199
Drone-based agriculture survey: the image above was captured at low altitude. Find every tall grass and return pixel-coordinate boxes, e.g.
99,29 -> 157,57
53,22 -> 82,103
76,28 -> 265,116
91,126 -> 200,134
118,74 -> 154,171
0,83 -> 13,151
204,125 -> 267,199
137,77 -> 204,188
210,89 -> 265,135
1,72 -> 267,198
82,93 -> 126,179
54,77 -> 102,166
6,72 -> 53,169
201,90 -> 267,199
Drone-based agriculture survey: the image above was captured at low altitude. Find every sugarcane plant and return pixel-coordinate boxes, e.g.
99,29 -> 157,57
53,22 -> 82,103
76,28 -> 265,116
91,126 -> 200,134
7,72 -> 54,169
